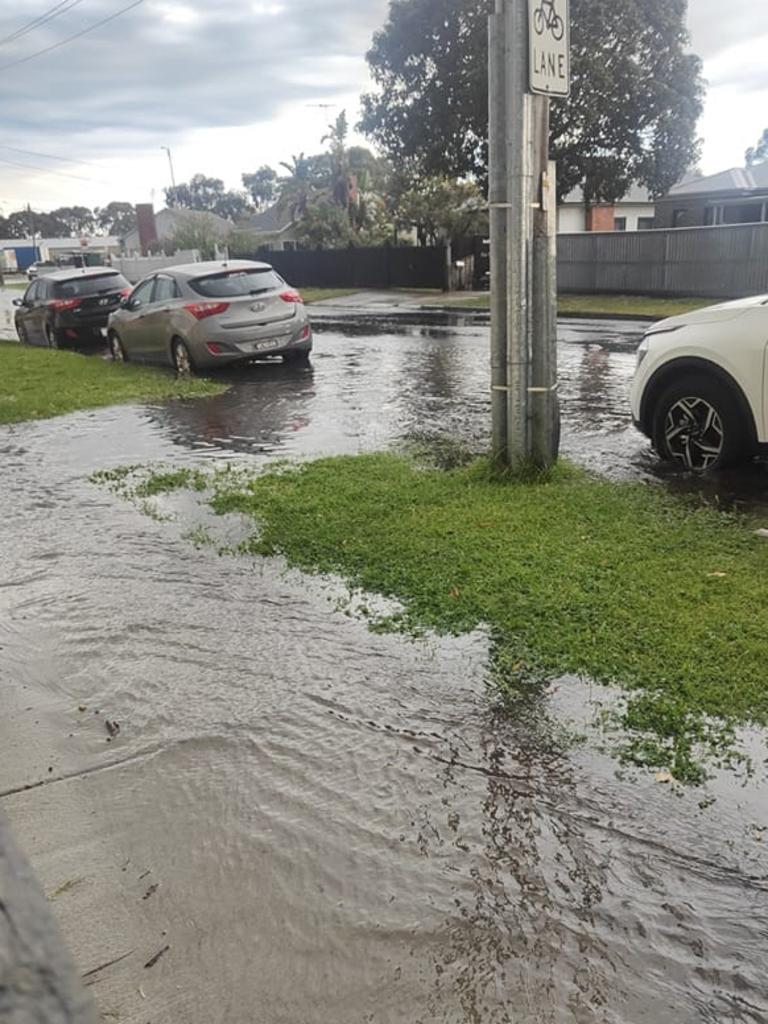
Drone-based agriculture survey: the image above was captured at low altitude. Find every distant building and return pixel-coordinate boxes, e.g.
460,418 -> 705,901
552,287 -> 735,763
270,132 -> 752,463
558,183 -> 656,233
233,205 -> 300,251
655,165 -> 768,229
121,207 -> 233,253
0,236 -> 121,271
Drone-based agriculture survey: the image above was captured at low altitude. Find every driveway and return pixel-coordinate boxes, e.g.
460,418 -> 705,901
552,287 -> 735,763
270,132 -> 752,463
1,303 -> 768,1023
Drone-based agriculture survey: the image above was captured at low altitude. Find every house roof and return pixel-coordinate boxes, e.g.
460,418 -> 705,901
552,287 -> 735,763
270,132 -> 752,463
561,183 -> 654,205
236,204 -> 295,234
666,164 -> 768,197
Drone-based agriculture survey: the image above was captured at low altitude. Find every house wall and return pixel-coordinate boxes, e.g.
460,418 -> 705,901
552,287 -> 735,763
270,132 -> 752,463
557,206 -> 586,233
557,204 -> 655,234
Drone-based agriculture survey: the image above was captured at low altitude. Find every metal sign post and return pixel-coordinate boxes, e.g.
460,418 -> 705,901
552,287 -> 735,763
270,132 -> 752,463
488,0 -> 568,469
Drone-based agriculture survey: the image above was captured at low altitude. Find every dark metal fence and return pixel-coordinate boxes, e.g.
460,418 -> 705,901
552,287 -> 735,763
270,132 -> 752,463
233,245 -> 449,291
557,223 -> 768,298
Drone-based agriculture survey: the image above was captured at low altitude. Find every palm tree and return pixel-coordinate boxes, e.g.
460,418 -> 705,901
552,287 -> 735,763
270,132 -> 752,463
277,154 -> 317,220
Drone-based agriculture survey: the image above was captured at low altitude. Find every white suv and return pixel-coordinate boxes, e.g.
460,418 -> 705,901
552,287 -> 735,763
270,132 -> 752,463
630,294 -> 768,471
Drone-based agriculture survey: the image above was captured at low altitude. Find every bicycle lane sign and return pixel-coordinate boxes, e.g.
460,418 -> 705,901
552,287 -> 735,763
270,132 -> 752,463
528,0 -> 570,97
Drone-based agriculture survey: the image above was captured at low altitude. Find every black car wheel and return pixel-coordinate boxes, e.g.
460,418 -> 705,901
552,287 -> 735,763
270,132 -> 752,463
108,332 -> 127,362
44,323 -> 61,350
171,338 -> 194,376
651,375 -> 751,472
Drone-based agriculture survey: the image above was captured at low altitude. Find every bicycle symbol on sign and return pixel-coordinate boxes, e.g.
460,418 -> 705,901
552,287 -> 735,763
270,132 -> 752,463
533,0 -> 564,41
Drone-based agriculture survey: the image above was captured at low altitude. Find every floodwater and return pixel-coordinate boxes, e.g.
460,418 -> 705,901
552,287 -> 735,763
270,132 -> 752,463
2,306 -> 768,1023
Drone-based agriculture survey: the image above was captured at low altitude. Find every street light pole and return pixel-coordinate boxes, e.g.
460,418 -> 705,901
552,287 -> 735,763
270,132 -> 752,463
161,146 -> 177,191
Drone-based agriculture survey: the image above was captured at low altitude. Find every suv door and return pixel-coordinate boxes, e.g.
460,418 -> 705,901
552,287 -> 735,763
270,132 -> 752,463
142,274 -> 182,364
117,277 -> 156,360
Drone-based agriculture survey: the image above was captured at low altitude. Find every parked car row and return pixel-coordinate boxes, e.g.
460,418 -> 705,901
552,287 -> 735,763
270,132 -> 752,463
13,259 -> 313,371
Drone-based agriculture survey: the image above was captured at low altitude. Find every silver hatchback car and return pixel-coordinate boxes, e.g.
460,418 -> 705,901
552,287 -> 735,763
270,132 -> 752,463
107,260 -> 312,372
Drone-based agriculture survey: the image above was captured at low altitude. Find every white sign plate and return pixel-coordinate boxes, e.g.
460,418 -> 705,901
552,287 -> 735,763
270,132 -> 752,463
528,0 -> 570,98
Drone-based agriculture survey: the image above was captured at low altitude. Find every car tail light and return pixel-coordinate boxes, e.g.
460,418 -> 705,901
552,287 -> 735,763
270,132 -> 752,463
280,290 -> 304,304
49,297 -> 82,312
299,325 -> 311,340
120,288 -> 131,298
184,301 -> 230,320
206,342 -> 224,355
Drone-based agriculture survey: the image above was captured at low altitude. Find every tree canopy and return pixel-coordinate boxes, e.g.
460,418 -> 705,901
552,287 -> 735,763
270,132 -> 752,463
361,0 -> 704,201
746,129 -> 768,167
165,174 -> 252,221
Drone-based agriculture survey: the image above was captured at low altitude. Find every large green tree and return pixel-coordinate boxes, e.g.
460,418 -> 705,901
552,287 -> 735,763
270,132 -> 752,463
165,174 -> 252,221
242,165 -> 278,208
95,202 -> 136,237
361,0 -> 704,201
50,206 -> 96,236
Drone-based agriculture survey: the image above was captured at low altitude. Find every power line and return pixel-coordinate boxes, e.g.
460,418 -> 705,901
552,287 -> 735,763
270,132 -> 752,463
0,156 -> 108,184
0,0 -> 87,49
0,0 -> 145,73
0,143 -> 102,169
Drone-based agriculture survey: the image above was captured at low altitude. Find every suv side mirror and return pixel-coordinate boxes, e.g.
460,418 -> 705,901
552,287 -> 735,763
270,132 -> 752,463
12,297 -> 25,308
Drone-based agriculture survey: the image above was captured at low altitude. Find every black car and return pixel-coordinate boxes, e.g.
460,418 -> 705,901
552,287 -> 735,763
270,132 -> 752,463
13,267 -> 131,348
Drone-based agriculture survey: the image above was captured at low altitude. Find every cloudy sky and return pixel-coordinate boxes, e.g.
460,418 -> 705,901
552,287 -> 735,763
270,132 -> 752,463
0,0 -> 766,215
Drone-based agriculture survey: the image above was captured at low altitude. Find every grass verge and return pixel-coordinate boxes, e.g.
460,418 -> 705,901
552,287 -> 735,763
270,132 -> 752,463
0,342 -> 224,425
102,454 -> 768,783
301,289 -> 359,304
449,293 -> 718,319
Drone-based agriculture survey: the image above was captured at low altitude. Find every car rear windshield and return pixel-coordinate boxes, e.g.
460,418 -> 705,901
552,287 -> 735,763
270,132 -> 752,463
189,268 -> 284,298
54,273 -> 130,298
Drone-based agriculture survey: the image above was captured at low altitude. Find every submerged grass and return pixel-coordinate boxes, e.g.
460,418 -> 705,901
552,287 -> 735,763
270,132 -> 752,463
104,454 -> 768,781
0,342 -> 224,425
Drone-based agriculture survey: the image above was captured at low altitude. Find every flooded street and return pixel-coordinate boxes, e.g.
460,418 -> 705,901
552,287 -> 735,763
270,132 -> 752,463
2,306 -> 768,1022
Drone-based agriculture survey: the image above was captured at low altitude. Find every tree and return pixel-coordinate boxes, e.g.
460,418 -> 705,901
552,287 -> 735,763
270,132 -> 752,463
395,177 -> 487,245
170,211 -> 230,260
746,129 -> 768,167
165,174 -> 252,221
95,202 -> 136,237
242,165 -> 278,208
360,0 -> 704,201
294,202 -> 355,248
276,154 -> 321,219
50,206 -> 96,236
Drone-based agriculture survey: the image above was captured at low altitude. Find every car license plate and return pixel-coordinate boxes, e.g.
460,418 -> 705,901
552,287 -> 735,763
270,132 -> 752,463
252,338 -> 280,352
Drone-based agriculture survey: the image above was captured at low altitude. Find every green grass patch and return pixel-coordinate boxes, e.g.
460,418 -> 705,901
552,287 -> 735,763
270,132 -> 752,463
449,293 -> 718,319
301,289 -> 358,304
196,453 -> 768,782
0,342 -> 224,425
96,453 -> 768,781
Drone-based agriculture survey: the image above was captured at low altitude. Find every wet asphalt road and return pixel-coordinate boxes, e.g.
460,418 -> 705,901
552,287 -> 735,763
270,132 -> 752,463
2,305 -> 768,1023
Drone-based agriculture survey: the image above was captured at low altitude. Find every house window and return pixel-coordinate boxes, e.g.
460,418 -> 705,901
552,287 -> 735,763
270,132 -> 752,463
672,209 -> 688,227
722,203 -> 763,225
637,217 -> 655,230
614,217 -> 627,232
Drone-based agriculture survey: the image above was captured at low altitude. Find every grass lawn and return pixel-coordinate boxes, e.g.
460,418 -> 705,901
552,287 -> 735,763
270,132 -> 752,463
0,342 -> 223,425
449,293 -> 718,319
109,453 -> 768,782
301,289 -> 359,304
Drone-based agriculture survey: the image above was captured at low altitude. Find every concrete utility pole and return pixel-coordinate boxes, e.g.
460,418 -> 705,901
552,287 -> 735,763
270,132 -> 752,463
161,146 -> 177,191
488,0 -> 566,469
